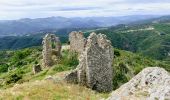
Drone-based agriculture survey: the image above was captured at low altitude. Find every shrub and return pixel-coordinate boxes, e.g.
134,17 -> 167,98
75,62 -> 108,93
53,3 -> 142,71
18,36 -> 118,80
4,70 -> 24,85
11,49 -> 32,62
0,64 -> 9,73
114,49 -> 121,57
52,64 -> 67,72
60,50 -> 78,68
5,74 -> 22,85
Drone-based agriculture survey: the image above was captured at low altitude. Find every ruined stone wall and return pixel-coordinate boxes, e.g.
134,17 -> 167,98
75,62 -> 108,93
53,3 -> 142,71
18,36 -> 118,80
85,33 -> 113,92
69,31 -> 86,54
42,34 -> 61,67
42,34 -> 52,67
66,32 -> 114,92
51,34 -> 62,57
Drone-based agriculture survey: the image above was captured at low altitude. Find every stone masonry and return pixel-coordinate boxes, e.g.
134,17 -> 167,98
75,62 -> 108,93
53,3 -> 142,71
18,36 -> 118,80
69,31 -> 86,54
65,32 -> 114,92
42,34 -> 61,67
42,34 -> 52,67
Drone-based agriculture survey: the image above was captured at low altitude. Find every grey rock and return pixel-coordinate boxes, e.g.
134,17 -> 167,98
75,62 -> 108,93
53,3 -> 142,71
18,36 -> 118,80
32,64 -> 42,74
65,70 -> 78,84
107,67 -> 170,100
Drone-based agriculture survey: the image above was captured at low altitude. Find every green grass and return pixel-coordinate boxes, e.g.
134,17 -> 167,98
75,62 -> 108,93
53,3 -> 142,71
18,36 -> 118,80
0,80 -> 109,100
0,47 -> 78,89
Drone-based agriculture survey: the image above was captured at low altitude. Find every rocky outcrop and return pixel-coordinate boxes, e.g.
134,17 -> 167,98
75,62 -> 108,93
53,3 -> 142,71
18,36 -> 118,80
107,67 -> 170,100
65,70 -> 78,84
42,34 -> 61,67
69,31 -> 86,54
32,64 -> 42,74
65,32 -> 113,92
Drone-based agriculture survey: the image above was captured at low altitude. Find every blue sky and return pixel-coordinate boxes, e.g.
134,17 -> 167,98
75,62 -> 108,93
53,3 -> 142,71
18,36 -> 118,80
1,0 -> 170,20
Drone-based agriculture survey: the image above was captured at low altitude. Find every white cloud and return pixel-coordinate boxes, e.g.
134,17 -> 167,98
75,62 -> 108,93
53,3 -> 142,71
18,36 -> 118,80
0,0 -> 170,20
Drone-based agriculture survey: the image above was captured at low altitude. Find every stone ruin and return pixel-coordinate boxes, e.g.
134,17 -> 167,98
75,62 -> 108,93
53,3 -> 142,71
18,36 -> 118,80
33,64 -> 42,74
69,31 -> 86,54
42,34 -> 62,67
65,32 -> 114,92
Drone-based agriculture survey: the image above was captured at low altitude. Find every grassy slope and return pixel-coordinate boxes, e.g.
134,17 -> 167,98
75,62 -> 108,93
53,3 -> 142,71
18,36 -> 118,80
0,47 -> 169,99
0,72 -> 108,100
0,47 -> 78,88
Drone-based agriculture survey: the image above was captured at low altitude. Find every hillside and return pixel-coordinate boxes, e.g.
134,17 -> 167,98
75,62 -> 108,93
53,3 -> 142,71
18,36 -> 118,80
86,20 -> 170,61
0,46 -> 169,99
0,72 -> 108,100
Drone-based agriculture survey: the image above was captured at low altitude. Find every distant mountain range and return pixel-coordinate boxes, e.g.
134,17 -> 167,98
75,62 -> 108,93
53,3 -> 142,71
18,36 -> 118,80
0,15 -> 160,36
0,15 -> 170,62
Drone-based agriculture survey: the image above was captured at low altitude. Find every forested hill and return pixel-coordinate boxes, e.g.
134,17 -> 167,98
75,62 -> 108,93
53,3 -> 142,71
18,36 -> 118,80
87,18 -> 170,61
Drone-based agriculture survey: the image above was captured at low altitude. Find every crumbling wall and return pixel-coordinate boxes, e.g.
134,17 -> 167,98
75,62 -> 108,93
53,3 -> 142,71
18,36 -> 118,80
66,32 -> 114,92
42,34 -> 52,67
85,33 -> 113,92
42,34 -> 62,67
69,31 -> 86,54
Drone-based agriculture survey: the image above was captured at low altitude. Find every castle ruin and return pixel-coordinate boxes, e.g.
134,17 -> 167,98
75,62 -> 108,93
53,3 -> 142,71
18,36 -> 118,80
69,31 -> 86,54
42,34 -> 61,67
65,32 -> 114,92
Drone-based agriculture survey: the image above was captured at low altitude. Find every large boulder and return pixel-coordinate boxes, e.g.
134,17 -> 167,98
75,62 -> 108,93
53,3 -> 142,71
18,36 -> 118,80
107,67 -> 170,100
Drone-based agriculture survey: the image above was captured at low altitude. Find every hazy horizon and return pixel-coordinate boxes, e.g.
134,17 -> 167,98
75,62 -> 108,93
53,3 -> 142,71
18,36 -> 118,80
1,0 -> 170,20
0,14 -> 164,21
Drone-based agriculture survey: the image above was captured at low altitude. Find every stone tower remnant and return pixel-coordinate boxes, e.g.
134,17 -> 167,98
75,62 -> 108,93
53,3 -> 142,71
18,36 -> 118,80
65,32 -> 114,92
42,34 -> 61,67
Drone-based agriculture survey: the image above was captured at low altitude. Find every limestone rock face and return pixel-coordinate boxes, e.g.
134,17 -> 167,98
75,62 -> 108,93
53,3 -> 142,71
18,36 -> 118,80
32,64 -> 42,74
66,32 -> 113,92
69,31 -> 86,54
42,34 -> 62,67
107,67 -> 170,100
